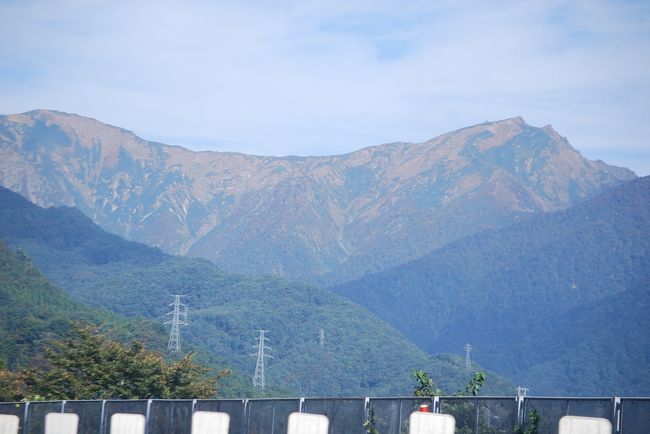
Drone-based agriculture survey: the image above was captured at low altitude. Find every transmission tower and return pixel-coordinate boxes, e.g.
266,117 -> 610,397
164,295 -> 188,352
464,342 -> 472,370
319,328 -> 325,349
251,330 -> 272,389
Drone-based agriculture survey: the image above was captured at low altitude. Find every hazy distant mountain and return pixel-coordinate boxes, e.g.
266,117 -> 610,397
0,186 -> 513,397
330,176 -> 650,395
0,110 -> 635,283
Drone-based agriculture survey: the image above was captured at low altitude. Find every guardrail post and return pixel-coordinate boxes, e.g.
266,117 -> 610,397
21,401 -> 29,434
243,399 -> 250,434
613,397 -> 621,434
271,400 -> 277,434
145,399 -> 152,434
99,400 -> 107,434
474,397 -> 480,434
516,395 -> 525,426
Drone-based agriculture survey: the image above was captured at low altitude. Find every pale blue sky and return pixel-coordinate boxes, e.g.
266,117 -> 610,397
1,0 -> 649,175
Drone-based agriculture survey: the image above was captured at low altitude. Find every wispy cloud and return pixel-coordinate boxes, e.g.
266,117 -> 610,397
1,0 -> 649,174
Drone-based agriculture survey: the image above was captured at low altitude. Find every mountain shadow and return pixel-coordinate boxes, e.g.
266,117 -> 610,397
330,176 -> 650,395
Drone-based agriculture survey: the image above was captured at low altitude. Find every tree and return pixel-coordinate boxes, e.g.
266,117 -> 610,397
363,407 -> 379,434
462,371 -> 486,397
411,370 -> 488,434
11,323 -> 225,400
412,369 -> 442,398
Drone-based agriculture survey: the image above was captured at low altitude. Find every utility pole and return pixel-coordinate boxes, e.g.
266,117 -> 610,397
164,295 -> 188,352
251,330 -> 272,389
319,328 -> 325,349
464,343 -> 472,370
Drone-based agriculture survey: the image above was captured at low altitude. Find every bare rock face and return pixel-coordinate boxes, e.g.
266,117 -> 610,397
0,110 -> 635,283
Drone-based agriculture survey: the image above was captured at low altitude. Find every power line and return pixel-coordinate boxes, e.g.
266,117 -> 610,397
464,342 -> 472,370
164,295 -> 188,352
251,330 -> 272,389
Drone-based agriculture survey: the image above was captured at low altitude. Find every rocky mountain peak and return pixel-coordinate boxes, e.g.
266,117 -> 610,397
0,109 -> 636,283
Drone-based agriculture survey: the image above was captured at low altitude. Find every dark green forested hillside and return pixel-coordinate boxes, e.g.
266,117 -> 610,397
0,186 -> 512,397
509,282 -> 650,395
0,242 -> 164,369
331,176 -> 650,395
0,241 -> 283,399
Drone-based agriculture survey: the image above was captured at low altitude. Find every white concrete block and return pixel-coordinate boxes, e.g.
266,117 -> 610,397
0,414 -> 19,434
45,413 -> 78,434
287,412 -> 329,434
191,411 -> 230,434
110,413 -> 146,434
558,415 -> 612,434
408,412 -> 456,434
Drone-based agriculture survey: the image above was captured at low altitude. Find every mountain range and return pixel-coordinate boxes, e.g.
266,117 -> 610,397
1,109 -> 647,397
0,110 -> 635,284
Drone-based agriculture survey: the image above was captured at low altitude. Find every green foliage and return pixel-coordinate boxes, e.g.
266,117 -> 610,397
412,369 -> 486,398
410,370 -> 488,434
514,409 -> 539,434
0,367 -> 26,402
412,370 -> 441,398
363,407 -> 379,434
463,371 -> 486,397
452,372 -> 488,433
4,324 -> 224,401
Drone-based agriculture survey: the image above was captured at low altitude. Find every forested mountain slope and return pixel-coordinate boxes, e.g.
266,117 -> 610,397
0,186 -> 512,396
0,241 -> 164,369
511,282 -> 650,395
330,176 -> 650,395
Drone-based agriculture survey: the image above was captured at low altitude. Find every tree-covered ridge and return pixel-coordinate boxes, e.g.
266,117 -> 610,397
0,186 -> 513,397
0,241 -> 161,369
0,242 -> 230,401
0,241 -> 87,369
0,241 -> 278,400
330,176 -> 650,395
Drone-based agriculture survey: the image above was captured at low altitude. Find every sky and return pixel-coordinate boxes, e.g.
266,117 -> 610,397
1,0 -> 649,175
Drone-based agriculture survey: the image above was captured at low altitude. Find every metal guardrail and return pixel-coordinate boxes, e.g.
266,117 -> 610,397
0,397 -> 648,434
